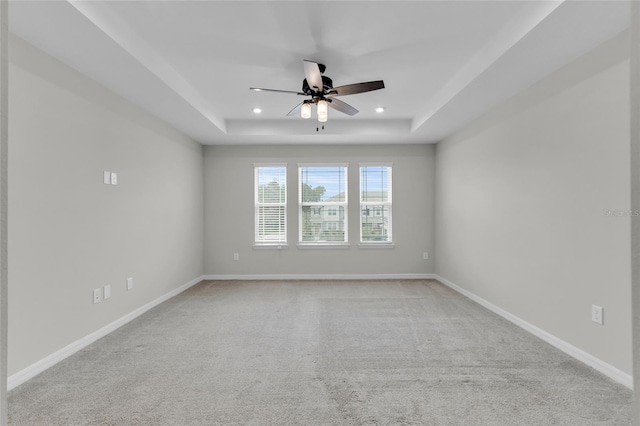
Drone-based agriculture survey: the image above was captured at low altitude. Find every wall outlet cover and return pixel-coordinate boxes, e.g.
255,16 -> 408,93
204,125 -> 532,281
93,288 -> 102,304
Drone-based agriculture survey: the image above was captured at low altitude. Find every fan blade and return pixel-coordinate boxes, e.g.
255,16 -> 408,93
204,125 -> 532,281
327,98 -> 358,116
250,87 -> 305,95
328,80 -> 385,96
286,102 -> 303,117
303,60 -> 323,93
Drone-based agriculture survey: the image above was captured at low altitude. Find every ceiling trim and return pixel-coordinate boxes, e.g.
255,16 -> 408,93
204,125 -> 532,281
411,0 -> 565,133
67,0 -> 227,133
226,118 -> 411,136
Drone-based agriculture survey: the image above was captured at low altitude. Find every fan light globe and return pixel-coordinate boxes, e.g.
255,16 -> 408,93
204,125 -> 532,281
317,100 -> 328,122
301,102 -> 311,119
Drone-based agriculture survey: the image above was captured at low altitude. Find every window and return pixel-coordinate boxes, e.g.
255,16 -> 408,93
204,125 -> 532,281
360,165 -> 392,243
299,165 -> 348,244
255,165 -> 286,245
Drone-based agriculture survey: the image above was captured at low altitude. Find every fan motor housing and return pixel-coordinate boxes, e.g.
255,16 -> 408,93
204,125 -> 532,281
302,75 -> 333,95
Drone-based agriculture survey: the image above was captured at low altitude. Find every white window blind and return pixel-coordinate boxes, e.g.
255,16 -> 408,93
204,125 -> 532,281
255,165 -> 287,244
299,165 -> 348,244
360,165 -> 392,243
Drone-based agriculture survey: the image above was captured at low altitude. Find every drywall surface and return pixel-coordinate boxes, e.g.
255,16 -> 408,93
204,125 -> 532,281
204,144 -> 435,276
630,3 -> 640,418
8,37 -> 204,375
435,34 -> 632,374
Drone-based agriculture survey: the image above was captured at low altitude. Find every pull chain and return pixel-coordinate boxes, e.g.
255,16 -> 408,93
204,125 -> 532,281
316,117 -> 325,132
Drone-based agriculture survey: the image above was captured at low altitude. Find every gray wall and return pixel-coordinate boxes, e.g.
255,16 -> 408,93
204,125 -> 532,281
204,144 -> 435,276
7,25 -> 631,391
631,2 -> 640,418
8,37 -> 204,375
435,34 -> 632,374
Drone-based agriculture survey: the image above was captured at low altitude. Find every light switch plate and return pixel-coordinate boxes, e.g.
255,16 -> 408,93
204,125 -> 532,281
104,285 -> 111,300
591,305 -> 604,325
110,172 -> 118,185
103,171 -> 111,185
126,277 -> 133,291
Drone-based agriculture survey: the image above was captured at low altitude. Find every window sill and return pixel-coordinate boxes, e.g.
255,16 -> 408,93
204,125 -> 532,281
297,243 -> 351,250
358,243 -> 395,249
253,244 -> 288,250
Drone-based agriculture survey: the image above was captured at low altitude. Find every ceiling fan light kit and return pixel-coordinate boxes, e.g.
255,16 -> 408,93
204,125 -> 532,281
301,102 -> 312,119
250,60 -> 385,128
317,100 -> 328,122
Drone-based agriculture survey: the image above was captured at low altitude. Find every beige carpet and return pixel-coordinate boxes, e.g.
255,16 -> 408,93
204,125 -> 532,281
8,279 -> 633,425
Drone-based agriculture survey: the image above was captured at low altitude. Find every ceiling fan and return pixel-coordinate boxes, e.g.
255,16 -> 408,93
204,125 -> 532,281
250,60 -> 385,126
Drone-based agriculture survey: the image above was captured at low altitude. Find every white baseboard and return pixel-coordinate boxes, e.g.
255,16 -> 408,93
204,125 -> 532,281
203,273 -> 436,281
433,274 -> 633,390
16,274 -> 626,392
8,275 -> 205,391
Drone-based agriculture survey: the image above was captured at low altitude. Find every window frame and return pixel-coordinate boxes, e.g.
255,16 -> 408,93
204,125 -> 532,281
254,164 -> 288,247
298,163 -> 349,247
359,163 -> 393,246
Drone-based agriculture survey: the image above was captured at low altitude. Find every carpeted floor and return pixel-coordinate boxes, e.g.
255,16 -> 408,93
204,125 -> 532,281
8,279 -> 633,425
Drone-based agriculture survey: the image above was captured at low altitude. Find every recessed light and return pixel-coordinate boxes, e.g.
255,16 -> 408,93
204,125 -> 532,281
252,107 -> 262,114
375,107 -> 385,113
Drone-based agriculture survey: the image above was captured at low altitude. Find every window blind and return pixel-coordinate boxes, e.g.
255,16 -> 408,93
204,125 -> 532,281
255,166 -> 287,244
360,165 -> 392,243
299,165 -> 348,243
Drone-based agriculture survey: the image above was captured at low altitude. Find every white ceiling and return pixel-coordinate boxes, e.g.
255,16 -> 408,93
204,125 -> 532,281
9,0 -> 631,145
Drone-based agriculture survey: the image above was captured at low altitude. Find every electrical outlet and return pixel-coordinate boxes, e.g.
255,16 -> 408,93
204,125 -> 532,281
103,285 -> 111,300
126,277 -> 133,291
423,252 -> 429,260
591,305 -> 604,325
233,253 -> 239,261
93,288 -> 102,304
